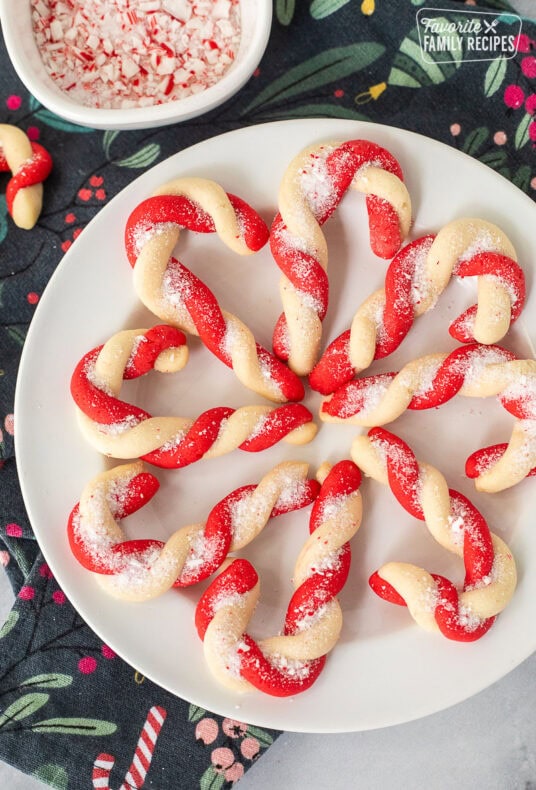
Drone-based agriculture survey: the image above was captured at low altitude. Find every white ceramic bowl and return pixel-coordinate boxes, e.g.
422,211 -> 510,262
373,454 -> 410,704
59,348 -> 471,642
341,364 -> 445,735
0,0 -> 272,130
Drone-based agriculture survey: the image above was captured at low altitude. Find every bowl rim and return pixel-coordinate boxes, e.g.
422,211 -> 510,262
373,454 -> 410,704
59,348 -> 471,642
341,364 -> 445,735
0,0 -> 273,130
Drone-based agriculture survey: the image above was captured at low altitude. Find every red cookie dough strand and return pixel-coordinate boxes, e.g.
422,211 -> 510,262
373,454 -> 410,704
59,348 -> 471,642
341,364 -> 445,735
271,140 -> 408,366
195,460 -> 362,696
321,344 -> 517,420
149,257 -> 304,401
367,427 -> 497,641
371,426 -> 495,586
188,477 -> 320,586
449,252 -> 525,343
71,325 -> 186,425
0,142 -> 52,216
125,193 -> 269,264
67,470 -> 160,574
308,236 -> 435,395
369,571 -> 495,641
126,192 -> 304,403
69,466 -> 319,587
466,444 -> 536,480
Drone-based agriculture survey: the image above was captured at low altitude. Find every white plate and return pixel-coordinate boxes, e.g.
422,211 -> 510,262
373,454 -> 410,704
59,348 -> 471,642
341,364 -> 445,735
15,120 -> 536,733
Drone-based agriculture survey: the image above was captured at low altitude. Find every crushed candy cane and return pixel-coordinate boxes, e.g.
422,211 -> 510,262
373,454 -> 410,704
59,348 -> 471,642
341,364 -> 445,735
31,0 -> 241,109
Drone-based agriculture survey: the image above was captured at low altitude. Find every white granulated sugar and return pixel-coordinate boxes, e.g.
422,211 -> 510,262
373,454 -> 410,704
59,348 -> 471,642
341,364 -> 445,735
159,429 -> 187,452
295,286 -> 324,315
97,414 -> 141,435
454,346 -> 510,387
181,531 -> 224,578
84,356 -> 114,396
131,222 -> 177,257
501,376 -> 536,417
109,544 -> 164,591
456,604 -> 484,632
273,477 -> 308,511
456,230 -> 494,265
410,241 -> 436,309
267,652 -> 312,680
161,261 -> 194,309
308,547 -> 344,575
341,374 -> 393,419
293,602 -> 330,632
230,492 -> 263,545
247,414 -> 269,442
298,146 -> 336,220
315,494 -> 345,524
407,358 -> 440,399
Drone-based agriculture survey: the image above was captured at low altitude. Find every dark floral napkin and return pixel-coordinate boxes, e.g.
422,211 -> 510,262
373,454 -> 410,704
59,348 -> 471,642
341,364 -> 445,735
1,1 -> 534,788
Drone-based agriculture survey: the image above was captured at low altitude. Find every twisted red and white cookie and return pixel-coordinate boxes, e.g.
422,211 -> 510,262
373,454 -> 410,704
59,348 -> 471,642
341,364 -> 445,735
309,219 -> 524,395
0,123 -> 53,229
68,460 -> 320,601
195,460 -> 362,696
125,178 -> 304,403
321,343 -> 516,424
71,326 -> 317,467
270,139 -> 412,376
351,427 -> 516,641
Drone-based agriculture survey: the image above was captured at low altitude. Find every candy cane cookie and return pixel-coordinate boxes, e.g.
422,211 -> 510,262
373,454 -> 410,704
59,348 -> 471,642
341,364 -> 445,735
68,460 -> 320,601
351,428 -> 516,641
0,123 -> 52,229
309,219 -> 524,395
270,139 -> 412,377
323,344 -> 536,490
195,460 -> 362,696
125,178 -> 304,403
71,326 -> 317,467
321,343 -> 517,424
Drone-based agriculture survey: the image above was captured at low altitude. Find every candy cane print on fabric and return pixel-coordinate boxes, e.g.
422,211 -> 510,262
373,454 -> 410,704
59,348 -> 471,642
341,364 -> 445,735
351,428 -> 517,641
270,139 -> 412,376
195,461 -> 362,696
92,705 -> 166,790
124,178 -> 304,403
309,219 -> 524,396
0,123 -> 53,229
71,326 -> 317,468
68,460 -> 320,601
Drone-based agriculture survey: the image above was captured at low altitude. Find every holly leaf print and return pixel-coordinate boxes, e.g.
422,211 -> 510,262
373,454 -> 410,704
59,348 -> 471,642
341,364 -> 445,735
115,143 -> 161,168
479,149 -> 508,170
246,724 -> 274,747
390,22 -> 462,88
32,764 -> 69,790
103,129 -> 121,158
0,195 -> 8,245
187,704 -> 206,723
462,127 -> 489,156
0,610 -> 18,638
242,43 -> 385,115
484,56 -> 507,97
32,107 -> 94,133
30,717 -> 117,735
0,693 -> 49,727
254,103 -> 371,121
512,164 -> 531,192
276,0 -> 295,25
514,113 -> 531,150
20,673 -> 73,690
200,765 -> 226,790
310,0 -> 352,20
